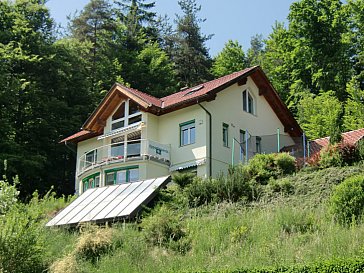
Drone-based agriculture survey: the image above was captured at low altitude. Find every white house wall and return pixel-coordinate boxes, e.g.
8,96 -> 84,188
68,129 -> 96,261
199,77 -> 295,177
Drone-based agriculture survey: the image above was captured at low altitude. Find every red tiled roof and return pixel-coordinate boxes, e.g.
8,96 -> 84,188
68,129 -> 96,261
310,128 -> 364,156
120,85 -> 163,107
160,67 -> 255,108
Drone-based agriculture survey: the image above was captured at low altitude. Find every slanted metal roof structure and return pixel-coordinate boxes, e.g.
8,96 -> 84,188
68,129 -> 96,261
46,176 -> 170,227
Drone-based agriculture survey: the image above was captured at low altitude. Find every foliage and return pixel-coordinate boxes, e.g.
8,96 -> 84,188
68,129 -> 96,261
0,204 -> 45,273
0,172 -> 19,215
277,207 -> 317,234
247,153 -> 296,183
297,92 -> 343,140
211,40 -> 247,77
172,171 -> 195,188
330,175 -> 364,225
169,0 -> 212,87
319,145 -> 343,168
49,255 -> 79,273
141,205 -> 190,253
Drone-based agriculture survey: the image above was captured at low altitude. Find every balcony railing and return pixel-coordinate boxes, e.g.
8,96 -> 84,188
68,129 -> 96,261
77,139 -> 170,176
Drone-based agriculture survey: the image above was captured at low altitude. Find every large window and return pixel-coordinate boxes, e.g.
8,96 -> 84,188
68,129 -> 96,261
180,120 -> 195,146
223,123 -> 229,147
243,90 -> 254,114
105,166 -> 139,185
111,100 -> 141,131
82,173 -> 100,193
85,150 -> 97,168
111,136 -> 124,158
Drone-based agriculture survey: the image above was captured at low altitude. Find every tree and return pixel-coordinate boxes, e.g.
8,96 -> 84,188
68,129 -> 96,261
246,34 -> 265,67
170,0 -> 212,87
211,40 -> 247,77
288,0 -> 352,100
297,92 -> 342,140
343,77 -> 364,130
69,0 -> 121,95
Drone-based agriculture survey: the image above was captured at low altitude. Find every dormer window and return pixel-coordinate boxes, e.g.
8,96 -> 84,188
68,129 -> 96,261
111,99 -> 142,131
243,90 -> 254,115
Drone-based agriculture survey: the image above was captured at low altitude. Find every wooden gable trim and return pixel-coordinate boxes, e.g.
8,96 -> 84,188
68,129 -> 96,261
82,84 -> 151,132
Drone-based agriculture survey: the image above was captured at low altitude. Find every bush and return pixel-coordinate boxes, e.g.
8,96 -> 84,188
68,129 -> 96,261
184,167 -> 255,207
74,225 -> 114,263
329,175 -> 364,225
357,139 -> 364,161
339,143 -> 359,165
172,172 -> 195,188
0,175 -> 19,215
0,205 -> 45,273
141,206 -> 190,253
267,178 -> 294,195
319,145 -> 343,168
247,153 -> 296,183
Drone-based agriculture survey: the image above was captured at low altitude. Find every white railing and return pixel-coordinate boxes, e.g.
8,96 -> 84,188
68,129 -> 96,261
77,139 -> 170,176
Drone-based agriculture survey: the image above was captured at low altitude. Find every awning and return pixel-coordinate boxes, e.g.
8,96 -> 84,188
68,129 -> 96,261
46,176 -> 171,227
169,158 -> 206,172
97,122 -> 143,140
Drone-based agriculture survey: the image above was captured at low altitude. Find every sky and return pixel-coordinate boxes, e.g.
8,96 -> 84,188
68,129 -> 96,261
46,0 -> 296,56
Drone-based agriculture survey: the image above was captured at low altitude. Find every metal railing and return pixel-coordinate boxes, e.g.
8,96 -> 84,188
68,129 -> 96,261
77,139 -> 171,176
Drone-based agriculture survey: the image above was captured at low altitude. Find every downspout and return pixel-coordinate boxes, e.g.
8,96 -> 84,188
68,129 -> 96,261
198,103 -> 212,177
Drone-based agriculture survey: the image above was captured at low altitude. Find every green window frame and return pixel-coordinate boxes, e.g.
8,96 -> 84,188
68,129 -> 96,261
223,123 -> 229,147
82,172 -> 100,192
180,120 -> 195,146
104,166 -> 139,185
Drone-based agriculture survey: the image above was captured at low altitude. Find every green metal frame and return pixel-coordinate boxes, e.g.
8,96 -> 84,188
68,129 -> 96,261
104,165 -> 139,185
82,172 -> 100,190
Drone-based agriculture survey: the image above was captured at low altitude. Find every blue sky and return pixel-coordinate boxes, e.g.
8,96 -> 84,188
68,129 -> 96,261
46,0 -> 296,56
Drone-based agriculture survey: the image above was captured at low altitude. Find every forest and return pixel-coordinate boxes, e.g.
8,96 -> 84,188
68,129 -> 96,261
0,0 -> 363,197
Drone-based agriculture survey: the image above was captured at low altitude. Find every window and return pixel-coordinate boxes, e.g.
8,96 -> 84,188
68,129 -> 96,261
256,136 -> 262,154
111,100 -> 142,131
82,173 -> 100,193
243,90 -> 254,114
104,166 -> 139,185
180,120 -> 195,146
111,136 -> 124,158
223,123 -> 229,147
240,130 -> 245,160
85,150 -> 97,167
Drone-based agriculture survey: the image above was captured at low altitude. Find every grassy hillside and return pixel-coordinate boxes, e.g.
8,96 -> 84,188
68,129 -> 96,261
2,160 -> 364,272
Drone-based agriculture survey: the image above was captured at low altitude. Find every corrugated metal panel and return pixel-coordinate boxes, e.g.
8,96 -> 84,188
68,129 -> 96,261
46,176 -> 170,227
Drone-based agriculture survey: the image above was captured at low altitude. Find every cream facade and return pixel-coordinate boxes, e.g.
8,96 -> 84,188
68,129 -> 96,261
68,67 -> 301,194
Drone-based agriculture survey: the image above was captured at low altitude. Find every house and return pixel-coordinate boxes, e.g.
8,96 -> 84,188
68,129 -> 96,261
309,128 -> 364,157
62,66 -> 302,195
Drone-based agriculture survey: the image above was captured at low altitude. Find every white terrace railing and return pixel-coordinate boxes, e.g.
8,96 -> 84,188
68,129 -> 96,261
77,139 -> 171,176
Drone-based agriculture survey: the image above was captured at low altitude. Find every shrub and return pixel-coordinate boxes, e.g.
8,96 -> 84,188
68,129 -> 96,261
248,153 -> 296,183
184,167 -> 255,207
357,139 -> 364,161
172,172 -> 195,188
319,144 -> 343,168
267,178 -> 294,195
74,225 -> 114,263
0,175 -> 19,215
329,175 -> 364,225
274,152 -> 296,175
339,143 -> 359,165
141,206 -> 190,253
0,205 -> 45,273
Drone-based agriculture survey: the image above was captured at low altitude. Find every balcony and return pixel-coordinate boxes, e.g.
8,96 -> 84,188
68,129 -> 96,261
77,139 -> 170,176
